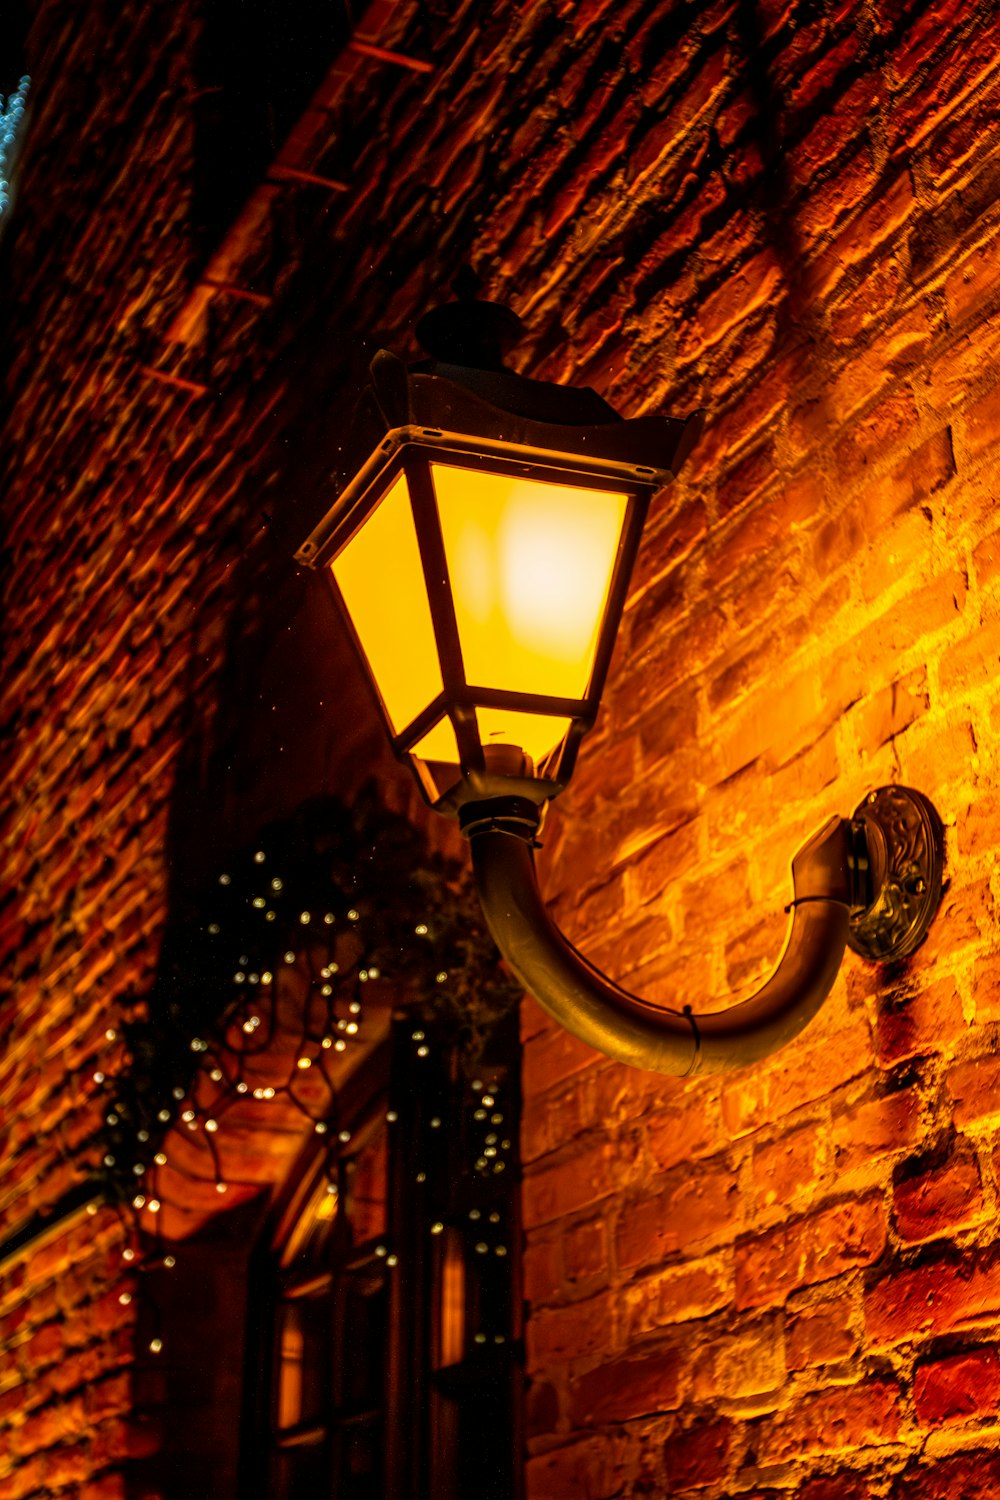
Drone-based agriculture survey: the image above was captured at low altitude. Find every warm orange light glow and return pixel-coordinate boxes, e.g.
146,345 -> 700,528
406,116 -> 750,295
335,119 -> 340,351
477,707 -> 572,767
332,473 -> 442,734
432,463 -> 627,709
411,716 -> 461,764
438,1228 -> 466,1368
278,1305 -> 305,1428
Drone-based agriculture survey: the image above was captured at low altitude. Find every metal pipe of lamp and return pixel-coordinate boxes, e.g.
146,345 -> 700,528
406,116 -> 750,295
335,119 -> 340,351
297,277 -> 944,1074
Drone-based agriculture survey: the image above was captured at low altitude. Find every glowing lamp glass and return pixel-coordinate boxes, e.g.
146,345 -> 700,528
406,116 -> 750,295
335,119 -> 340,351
331,472 -> 443,737
432,463 -> 628,703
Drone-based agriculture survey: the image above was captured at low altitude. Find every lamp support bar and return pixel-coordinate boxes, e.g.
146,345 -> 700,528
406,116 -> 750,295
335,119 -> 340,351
461,786 -> 943,1076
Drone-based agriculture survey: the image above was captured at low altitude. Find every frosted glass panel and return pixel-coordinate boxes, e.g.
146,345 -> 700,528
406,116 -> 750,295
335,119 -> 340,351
476,708 -> 570,767
432,464 -> 628,701
332,474 -> 442,735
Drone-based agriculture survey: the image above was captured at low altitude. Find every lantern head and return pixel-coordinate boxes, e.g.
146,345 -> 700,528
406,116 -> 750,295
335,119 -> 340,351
296,285 -> 702,814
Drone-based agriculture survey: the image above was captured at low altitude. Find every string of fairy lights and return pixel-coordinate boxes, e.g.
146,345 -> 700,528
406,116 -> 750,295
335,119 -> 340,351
89,794 -> 520,1355
0,76 -> 28,216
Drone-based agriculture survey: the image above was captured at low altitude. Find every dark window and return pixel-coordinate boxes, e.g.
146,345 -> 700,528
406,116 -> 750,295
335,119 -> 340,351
193,0 -> 350,251
245,1013 -> 524,1500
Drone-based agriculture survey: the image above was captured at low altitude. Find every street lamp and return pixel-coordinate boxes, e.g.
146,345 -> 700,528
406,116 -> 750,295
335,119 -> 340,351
297,281 -> 943,1075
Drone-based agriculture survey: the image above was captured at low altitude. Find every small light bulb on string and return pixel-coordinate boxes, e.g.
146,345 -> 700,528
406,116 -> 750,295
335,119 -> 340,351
297,1057 -> 311,1070
334,1039 -> 346,1051
132,1196 -> 145,1209
416,1045 -> 429,1058
123,1248 -> 135,1262
347,909 -> 359,922
137,1129 -> 149,1143
271,878 -> 283,892
338,1130 -> 351,1143
148,1199 -> 161,1213
164,1255 -> 176,1269
216,1182 -> 227,1194
93,1071 -> 105,1084
119,1292 -> 132,1306
300,912 -> 311,925
321,1036 -> 333,1049
346,1022 -> 358,1035
172,1088 -> 184,1101
105,1028 -> 117,1041
323,912 -> 335,925
415,924 -> 428,936
236,1082 -> 248,1094
254,851 -> 266,864
157,1110 -> 170,1124
253,897 -> 265,909
208,923 -> 220,935
150,1338 -> 163,1354
104,1155 -> 116,1167
261,971 -> 272,984
431,1222 -> 443,1235
386,1111 -> 398,1123
154,1153 -> 167,1166
219,874 -> 231,886
436,972 -> 448,984
205,1119 -> 218,1132
315,1121 -> 328,1134
210,1069 -> 223,1082
386,1253 -> 398,1267
284,951 -> 296,964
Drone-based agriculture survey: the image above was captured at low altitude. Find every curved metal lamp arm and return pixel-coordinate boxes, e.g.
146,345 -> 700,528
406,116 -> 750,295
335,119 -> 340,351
461,787 -> 943,1076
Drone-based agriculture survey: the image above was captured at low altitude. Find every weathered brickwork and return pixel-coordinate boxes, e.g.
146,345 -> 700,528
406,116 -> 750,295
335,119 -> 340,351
4,0 -> 1000,1494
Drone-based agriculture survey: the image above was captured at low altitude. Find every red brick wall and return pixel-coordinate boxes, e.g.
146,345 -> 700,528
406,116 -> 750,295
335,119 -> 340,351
3,0 -> 1000,1495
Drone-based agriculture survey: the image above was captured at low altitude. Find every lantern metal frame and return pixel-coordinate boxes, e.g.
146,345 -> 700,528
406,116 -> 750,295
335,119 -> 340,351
296,288 -> 945,1077
297,347 -> 703,811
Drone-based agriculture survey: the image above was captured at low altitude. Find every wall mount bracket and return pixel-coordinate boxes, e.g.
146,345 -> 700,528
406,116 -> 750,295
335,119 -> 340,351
847,784 -> 944,963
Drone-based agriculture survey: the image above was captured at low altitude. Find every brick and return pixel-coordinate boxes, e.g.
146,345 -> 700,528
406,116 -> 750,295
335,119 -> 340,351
914,1346 -> 1000,1426
756,1377 -> 901,1463
644,1089 -> 726,1173
616,1162 -> 740,1271
892,1152 -> 984,1244
865,1246 -> 1000,1347
874,976 -> 965,1066
523,1138 -> 625,1228
692,1316 -> 785,1400
735,1194 -> 885,1310
749,1122 -> 824,1219
786,1296 -> 857,1370
890,1451 -> 1000,1499
830,1087 -> 924,1176
961,381 -> 1000,463
621,1253 -> 733,1339
947,1053 -> 1000,1130
570,1348 -> 682,1425
527,1292 -> 618,1368
663,1418 -> 733,1490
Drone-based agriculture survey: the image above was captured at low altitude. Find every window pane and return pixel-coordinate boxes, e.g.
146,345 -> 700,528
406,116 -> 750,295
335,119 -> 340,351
277,1295 -> 330,1431
333,1419 -> 384,1499
344,1125 -> 388,1247
339,1272 -> 388,1410
272,1438 -> 328,1500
